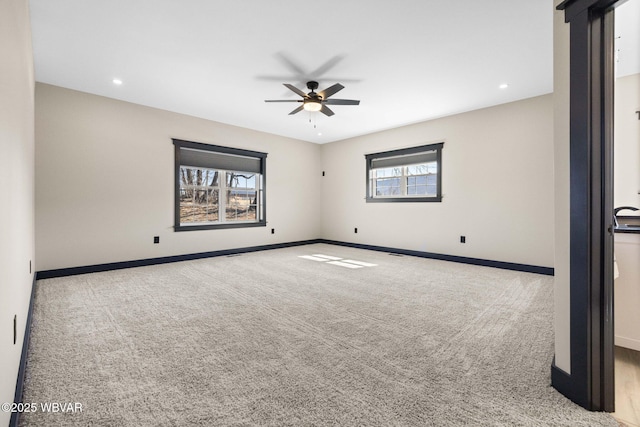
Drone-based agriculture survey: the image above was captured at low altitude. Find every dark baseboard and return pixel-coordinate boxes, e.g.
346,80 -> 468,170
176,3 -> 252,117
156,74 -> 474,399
551,358 -> 571,391
10,274 -> 37,427
551,358 -> 588,409
36,239 -> 322,279
318,239 -> 555,276
37,238 -> 554,280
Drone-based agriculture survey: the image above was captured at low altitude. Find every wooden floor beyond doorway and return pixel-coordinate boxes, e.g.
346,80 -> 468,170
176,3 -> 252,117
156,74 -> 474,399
613,346 -> 640,427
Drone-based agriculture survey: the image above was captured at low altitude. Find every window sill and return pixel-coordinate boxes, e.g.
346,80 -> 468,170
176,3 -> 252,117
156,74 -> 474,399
366,196 -> 442,203
174,220 -> 266,232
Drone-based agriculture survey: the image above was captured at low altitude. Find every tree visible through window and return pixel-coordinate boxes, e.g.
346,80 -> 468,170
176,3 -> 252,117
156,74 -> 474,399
366,143 -> 443,202
173,139 -> 266,231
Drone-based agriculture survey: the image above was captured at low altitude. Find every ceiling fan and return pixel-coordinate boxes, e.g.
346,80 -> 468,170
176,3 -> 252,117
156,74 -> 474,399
265,81 -> 360,117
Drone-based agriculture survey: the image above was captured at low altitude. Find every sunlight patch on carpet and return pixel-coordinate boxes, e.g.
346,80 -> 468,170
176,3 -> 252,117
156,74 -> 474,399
298,255 -> 330,262
341,259 -> 377,267
298,254 -> 377,269
311,254 -> 342,260
327,261 -> 363,269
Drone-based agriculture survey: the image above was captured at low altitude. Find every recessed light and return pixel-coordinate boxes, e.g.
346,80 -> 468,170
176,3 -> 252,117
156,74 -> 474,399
318,132 -> 322,136
499,83 -> 509,89
112,79 -> 123,85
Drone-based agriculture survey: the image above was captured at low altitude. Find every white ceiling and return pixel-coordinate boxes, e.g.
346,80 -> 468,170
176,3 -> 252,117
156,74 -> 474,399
27,1 -> 637,144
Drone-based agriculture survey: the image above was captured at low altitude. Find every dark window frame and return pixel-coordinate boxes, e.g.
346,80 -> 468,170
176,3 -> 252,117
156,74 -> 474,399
173,139 -> 267,231
365,142 -> 443,203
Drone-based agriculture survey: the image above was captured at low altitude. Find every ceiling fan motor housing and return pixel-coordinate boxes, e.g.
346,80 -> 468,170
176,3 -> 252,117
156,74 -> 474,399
265,81 -> 358,117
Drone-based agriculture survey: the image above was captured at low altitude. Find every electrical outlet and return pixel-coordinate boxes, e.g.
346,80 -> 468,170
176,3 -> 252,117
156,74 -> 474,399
153,236 -> 160,244
460,236 -> 466,243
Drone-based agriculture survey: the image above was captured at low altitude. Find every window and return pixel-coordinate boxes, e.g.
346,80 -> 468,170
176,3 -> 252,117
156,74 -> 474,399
365,142 -> 443,202
173,139 -> 266,231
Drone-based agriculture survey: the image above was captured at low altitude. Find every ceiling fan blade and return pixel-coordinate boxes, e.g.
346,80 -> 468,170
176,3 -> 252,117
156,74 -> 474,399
324,99 -> 360,106
283,83 -> 308,98
275,52 -> 307,76
257,75 -> 303,82
289,105 -> 304,115
318,83 -> 344,100
308,55 -> 344,78
265,99 -> 302,103
320,105 -> 335,117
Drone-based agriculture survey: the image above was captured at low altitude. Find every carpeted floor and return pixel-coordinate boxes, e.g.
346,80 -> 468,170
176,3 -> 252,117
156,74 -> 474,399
19,243 -> 618,426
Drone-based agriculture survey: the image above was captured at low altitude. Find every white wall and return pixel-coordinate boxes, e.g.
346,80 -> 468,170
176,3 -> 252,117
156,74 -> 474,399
35,82 -> 557,271
614,73 -> 640,212
320,95 -> 554,268
35,84 -> 322,271
552,0 -> 572,374
0,0 -> 35,425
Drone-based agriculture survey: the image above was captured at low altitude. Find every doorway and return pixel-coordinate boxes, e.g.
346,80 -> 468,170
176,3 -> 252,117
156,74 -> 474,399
612,1 -> 640,424
555,0 -> 640,415
554,0 -> 631,413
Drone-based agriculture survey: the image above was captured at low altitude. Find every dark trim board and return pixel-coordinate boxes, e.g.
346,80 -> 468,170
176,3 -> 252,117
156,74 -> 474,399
10,274 -> 37,427
37,239 -> 554,280
555,0 -> 618,412
37,240 -> 322,279
320,240 -> 554,276
551,359 -> 574,398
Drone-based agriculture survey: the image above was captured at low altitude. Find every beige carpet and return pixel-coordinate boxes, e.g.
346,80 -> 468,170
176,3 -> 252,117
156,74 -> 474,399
20,243 -> 617,426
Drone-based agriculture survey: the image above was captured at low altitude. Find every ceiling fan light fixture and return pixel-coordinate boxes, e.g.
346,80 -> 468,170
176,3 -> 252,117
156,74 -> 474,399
303,99 -> 322,112
265,81 -> 358,117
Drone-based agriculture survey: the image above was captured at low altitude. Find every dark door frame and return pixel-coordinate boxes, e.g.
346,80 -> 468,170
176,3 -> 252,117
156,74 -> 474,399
553,0 -> 625,412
